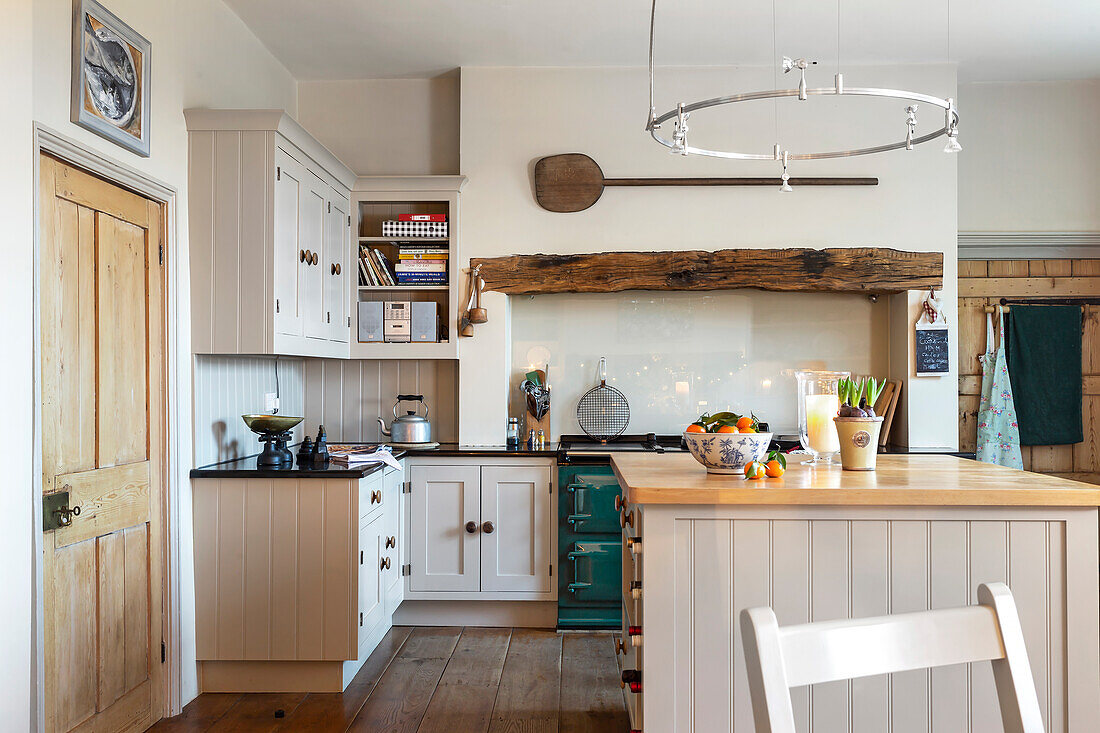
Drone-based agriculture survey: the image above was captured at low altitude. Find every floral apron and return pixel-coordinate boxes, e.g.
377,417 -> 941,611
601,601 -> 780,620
976,307 -> 1023,468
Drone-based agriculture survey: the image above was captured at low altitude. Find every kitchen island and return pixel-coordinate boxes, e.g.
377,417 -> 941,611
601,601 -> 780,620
612,453 -> 1100,733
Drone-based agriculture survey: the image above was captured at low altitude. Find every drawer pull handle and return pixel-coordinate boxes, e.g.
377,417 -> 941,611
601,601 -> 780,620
614,495 -> 626,512
385,536 -> 396,549
620,509 -> 635,529
465,521 -> 478,534
311,252 -> 319,265
482,521 -> 495,534
371,490 -> 382,504
614,638 -> 627,655
300,249 -> 307,262
380,557 -> 391,570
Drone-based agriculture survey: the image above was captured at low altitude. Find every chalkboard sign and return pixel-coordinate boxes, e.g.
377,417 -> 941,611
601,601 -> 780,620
915,325 -> 949,375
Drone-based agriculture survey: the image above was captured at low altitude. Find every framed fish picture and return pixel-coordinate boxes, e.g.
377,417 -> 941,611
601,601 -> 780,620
71,0 -> 151,157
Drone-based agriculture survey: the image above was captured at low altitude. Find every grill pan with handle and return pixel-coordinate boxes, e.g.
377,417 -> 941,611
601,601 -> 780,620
576,357 -> 630,443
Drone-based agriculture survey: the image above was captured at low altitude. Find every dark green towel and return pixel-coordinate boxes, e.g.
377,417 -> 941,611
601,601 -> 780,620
1006,305 -> 1082,446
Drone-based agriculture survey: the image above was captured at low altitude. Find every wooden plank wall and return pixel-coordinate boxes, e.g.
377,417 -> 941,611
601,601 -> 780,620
958,259 -> 1100,484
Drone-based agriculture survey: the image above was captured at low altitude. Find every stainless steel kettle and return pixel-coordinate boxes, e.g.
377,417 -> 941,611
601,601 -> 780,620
377,394 -> 432,443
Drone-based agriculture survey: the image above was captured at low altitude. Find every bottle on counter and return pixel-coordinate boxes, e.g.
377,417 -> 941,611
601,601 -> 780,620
536,429 -> 546,449
506,417 -> 520,448
526,429 -> 536,450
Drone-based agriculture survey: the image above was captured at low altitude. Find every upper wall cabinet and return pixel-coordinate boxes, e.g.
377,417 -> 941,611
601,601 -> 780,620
186,109 -> 356,358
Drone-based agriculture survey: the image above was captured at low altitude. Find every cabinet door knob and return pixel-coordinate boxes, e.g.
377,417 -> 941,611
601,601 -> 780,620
371,490 -> 381,504
332,263 -> 342,275
300,249 -> 307,262
311,252 -> 319,265
614,638 -> 627,655
465,521 -> 478,534
620,509 -> 635,529
482,521 -> 495,534
614,495 -> 625,512
385,536 -> 396,549
380,557 -> 391,570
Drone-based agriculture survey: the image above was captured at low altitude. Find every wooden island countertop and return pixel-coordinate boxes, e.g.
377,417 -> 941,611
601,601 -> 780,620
611,452 -> 1100,506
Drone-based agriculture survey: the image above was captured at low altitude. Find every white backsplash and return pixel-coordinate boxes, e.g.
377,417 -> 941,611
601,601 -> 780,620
510,290 -> 888,438
192,355 -> 305,466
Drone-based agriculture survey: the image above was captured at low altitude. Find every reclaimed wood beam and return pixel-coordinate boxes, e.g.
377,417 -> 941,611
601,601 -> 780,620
472,247 -> 943,296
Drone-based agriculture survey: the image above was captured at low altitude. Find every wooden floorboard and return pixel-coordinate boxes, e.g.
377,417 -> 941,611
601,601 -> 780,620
344,626 -> 461,732
416,627 -> 513,733
148,629 -> 625,733
273,626 -> 412,731
147,693 -> 241,732
206,692 -> 307,733
487,629 -> 564,733
559,634 -> 630,733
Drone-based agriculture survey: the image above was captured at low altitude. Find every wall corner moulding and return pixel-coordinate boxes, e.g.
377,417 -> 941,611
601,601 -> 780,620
472,247 -> 943,296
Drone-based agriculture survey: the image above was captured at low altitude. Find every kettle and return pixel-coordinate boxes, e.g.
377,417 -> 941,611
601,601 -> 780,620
377,394 -> 432,444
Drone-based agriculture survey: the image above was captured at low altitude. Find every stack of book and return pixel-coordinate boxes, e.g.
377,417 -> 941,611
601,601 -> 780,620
395,243 -> 447,286
358,245 -> 397,286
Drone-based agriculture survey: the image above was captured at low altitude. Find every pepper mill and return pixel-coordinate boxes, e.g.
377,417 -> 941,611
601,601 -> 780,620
296,435 -> 314,466
311,425 -> 330,465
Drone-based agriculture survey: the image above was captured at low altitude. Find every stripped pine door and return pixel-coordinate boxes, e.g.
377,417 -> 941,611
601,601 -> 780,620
39,155 -> 166,733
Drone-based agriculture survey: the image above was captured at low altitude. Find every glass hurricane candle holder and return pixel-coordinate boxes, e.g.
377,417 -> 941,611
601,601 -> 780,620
796,369 -> 849,465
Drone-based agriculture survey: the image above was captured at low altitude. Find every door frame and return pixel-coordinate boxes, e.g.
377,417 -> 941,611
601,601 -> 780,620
31,124 -> 184,726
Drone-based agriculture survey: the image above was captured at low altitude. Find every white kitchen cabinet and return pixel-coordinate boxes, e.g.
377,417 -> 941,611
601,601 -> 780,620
409,464 -> 481,593
480,465 -> 552,593
382,466 -> 404,615
406,461 -> 553,599
357,512 -> 384,653
186,108 -> 355,358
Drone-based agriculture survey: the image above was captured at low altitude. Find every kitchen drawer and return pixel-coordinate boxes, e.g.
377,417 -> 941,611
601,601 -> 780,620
359,471 -> 384,521
562,469 -> 622,535
565,540 -> 621,603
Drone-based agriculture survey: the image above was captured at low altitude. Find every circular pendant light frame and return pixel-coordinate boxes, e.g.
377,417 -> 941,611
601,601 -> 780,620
645,0 -> 961,162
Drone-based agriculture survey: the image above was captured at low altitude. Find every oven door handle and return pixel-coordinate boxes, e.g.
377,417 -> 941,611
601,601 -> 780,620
567,548 -> 599,593
566,482 -> 590,526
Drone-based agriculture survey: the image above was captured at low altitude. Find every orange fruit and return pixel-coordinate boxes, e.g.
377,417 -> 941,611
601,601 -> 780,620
685,423 -> 706,433
744,461 -> 766,480
765,460 -> 785,478
736,416 -> 755,431
739,426 -> 756,433
716,424 -> 739,433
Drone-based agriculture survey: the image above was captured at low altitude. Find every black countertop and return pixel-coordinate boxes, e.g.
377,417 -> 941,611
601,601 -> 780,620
190,443 -> 558,478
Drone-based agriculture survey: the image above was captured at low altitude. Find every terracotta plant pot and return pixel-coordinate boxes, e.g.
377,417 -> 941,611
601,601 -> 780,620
833,416 -> 884,471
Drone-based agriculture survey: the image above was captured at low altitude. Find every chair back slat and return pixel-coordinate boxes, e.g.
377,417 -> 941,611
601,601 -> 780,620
740,583 -> 1045,733
779,605 -> 1005,687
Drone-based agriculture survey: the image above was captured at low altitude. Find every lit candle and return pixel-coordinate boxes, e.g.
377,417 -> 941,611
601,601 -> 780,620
805,393 -> 840,454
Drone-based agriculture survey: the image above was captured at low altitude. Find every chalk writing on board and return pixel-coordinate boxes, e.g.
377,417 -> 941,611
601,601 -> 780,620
915,326 -> 949,375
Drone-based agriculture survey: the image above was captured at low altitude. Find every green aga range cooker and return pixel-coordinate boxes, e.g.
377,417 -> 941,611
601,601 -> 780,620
556,433 -> 687,629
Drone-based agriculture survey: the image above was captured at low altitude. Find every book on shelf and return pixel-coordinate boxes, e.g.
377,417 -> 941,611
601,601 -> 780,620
371,248 -> 398,286
395,261 -> 447,273
359,246 -> 381,286
357,256 -> 372,286
397,213 -> 447,222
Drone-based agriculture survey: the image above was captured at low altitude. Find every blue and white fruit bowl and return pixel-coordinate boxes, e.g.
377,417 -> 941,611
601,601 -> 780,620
683,431 -> 773,475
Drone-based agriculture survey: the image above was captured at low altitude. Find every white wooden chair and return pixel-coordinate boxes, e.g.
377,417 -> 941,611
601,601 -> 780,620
740,582 -> 1044,733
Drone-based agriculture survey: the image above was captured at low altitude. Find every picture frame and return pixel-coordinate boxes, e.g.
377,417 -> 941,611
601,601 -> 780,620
71,0 -> 151,157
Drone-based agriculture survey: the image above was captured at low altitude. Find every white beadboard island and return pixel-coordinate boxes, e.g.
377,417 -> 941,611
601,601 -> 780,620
611,453 -> 1100,733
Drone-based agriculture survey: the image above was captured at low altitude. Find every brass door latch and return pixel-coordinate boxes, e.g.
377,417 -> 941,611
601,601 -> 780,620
43,490 -> 81,531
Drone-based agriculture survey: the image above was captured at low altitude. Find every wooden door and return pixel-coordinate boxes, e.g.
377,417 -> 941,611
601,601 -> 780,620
300,172 -> 327,340
480,466 -> 552,593
323,189 -> 350,343
39,155 -> 166,733
408,465 -> 481,592
273,147 -> 305,337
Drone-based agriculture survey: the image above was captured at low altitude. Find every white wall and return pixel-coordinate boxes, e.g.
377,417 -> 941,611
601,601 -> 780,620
959,80 -> 1100,232
457,66 -> 959,450
298,77 -> 460,176
2,2 -> 35,727
13,0 -> 297,719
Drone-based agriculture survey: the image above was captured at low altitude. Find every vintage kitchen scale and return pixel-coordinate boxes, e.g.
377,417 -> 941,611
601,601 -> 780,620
242,414 -> 304,467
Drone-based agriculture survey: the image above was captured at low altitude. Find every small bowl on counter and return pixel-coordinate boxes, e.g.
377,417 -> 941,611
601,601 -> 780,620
683,431 -> 773,475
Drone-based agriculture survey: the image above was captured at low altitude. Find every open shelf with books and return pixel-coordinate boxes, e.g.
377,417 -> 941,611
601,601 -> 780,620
349,177 -> 465,359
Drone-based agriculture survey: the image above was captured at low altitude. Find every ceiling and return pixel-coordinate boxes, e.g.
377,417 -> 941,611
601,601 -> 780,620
224,0 -> 1100,83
